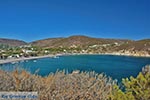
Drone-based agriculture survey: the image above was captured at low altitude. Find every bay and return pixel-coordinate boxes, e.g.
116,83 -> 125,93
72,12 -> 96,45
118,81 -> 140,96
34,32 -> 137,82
0,55 -> 150,81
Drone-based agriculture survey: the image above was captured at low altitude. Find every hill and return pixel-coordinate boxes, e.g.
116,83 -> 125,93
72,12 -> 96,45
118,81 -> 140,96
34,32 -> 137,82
0,38 -> 27,47
117,39 -> 150,51
30,35 -> 150,56
0,35 -> 149,56
31,35 -> 131,48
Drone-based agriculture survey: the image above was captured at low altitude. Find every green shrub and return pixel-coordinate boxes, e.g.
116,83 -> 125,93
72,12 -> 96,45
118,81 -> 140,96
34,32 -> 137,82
109,65 -> 150,100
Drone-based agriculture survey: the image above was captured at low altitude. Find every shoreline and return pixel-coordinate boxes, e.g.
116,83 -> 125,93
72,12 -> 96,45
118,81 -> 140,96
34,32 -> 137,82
0,53 -> 150,64
97,53 -> 150,58
0,55 -> 55,64
64,53 -> 150,58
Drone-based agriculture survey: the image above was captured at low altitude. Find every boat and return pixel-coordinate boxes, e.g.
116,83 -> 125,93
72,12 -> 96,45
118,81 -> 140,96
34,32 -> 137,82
33,60 -> 37,62
11,61 -> 18,64
53,56 -> 59,58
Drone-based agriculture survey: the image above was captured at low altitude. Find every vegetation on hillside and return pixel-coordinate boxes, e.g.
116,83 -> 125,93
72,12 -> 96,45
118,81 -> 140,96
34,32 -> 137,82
0,65 -> 150,100
31,35 -> 131,48
30,36 -> 150,56
0,36 -> 150,60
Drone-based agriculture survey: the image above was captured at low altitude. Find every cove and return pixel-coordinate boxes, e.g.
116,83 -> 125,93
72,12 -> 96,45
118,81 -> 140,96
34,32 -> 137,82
0,55 -> 150,81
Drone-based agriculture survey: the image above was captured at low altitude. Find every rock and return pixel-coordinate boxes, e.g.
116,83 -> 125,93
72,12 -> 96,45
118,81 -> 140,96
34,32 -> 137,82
142,65 -> 150,75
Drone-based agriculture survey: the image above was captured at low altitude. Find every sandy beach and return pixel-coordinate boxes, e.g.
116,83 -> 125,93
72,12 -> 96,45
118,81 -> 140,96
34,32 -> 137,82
0,55 -> 55,64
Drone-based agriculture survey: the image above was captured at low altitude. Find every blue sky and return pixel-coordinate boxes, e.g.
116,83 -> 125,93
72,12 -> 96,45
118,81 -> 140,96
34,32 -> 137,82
0,0 -> 149,42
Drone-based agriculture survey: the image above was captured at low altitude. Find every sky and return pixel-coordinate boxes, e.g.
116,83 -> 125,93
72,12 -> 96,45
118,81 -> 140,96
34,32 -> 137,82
0,0 -> 149,42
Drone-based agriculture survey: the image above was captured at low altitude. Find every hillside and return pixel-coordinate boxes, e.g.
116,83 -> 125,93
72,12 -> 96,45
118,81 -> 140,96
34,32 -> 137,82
0,36 -> 149,56
0,38 -> 27,47
117,39 -> 150,51
30,35 -> 150,56
31,38 -> 64,47
31,35 -> 131,48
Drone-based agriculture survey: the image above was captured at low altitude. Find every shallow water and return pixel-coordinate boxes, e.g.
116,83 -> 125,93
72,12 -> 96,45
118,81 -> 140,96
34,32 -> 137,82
0,55 -> 150,81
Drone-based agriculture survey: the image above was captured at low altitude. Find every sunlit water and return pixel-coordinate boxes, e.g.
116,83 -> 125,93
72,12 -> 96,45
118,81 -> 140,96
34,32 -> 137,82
0,55 -> 150,81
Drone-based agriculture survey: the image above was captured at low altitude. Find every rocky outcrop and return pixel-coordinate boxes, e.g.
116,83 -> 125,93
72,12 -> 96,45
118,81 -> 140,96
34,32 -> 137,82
142,65 -> 150,75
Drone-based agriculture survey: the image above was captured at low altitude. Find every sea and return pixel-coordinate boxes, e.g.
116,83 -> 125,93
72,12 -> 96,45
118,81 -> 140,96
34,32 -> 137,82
0,55 -> 150,81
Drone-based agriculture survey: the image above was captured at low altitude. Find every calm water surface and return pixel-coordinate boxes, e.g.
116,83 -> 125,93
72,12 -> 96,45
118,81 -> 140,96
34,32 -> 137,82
0,55 -> 150,81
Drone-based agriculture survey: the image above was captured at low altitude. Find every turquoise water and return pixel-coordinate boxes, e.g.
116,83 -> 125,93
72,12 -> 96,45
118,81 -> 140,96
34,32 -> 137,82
0,55 -> 150,81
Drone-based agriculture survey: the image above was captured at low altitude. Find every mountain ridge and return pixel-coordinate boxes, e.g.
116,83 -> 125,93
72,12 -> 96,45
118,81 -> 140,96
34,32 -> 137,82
30,35 -> 133,48
0,38 -> 27,47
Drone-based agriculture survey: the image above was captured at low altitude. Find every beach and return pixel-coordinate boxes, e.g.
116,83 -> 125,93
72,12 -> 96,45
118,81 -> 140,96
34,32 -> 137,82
0,55 -> 55,64
0,53 -> 150,65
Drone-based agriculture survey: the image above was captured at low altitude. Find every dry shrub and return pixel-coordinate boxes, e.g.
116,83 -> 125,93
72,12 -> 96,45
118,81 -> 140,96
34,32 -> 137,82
0,70 -> 115,100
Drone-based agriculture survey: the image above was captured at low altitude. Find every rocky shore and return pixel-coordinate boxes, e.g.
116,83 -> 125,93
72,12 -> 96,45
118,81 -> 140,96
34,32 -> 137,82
102,52 -> 150,57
